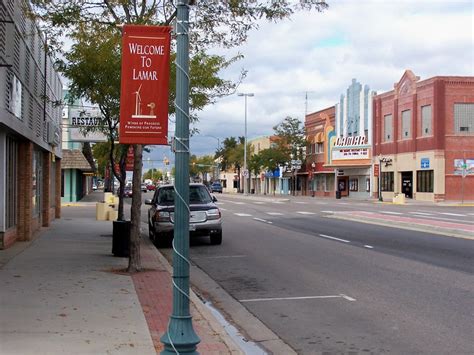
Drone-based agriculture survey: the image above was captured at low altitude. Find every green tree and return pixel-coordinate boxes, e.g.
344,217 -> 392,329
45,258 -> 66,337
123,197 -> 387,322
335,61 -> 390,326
273,116 -> 307,157
31,1 -> 328,272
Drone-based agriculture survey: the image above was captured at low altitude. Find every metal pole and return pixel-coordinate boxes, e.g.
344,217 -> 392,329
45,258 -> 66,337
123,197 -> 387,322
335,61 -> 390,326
160,0 -> 200,353
243,95 -> 248,194
378,157 -> 383,202
238,93 -> 254,194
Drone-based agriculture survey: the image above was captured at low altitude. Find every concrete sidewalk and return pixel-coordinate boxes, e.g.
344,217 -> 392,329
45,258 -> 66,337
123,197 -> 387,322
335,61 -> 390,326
0,196 -> 242,354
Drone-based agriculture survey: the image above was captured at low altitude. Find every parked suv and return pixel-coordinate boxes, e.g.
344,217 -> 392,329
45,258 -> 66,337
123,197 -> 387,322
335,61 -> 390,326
210,181 -> 223,193
145,183 -> 222,247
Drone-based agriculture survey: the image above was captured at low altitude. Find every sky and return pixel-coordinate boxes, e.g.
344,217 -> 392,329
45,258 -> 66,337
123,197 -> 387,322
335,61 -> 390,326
143,0 -> 474,172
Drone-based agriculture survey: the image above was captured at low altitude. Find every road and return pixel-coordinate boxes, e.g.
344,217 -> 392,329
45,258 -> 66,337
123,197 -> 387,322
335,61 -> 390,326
140,192 -> 474,354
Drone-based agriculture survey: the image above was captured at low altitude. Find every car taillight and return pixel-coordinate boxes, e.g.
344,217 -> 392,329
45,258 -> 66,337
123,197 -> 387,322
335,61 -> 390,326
155,211 -> 170,221
206,208 -> 221,220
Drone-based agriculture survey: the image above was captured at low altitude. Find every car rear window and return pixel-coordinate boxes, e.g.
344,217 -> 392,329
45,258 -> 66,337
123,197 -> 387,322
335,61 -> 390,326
157,186 -> 212,205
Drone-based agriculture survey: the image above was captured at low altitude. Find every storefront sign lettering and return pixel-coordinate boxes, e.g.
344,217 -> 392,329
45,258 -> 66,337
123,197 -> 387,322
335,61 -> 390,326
335,135 -> 368,147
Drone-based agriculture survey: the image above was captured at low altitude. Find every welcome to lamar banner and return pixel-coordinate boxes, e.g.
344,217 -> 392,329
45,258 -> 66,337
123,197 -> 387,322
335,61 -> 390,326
119,25 -> 171,145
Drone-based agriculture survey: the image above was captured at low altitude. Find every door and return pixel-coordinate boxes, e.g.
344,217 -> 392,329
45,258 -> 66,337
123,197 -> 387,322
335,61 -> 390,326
401,172 -> 413,198
337,177 -> 349,197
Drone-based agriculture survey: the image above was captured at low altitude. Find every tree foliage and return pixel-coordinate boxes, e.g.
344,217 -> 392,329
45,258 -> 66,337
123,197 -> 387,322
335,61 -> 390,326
273,116 -> 306,156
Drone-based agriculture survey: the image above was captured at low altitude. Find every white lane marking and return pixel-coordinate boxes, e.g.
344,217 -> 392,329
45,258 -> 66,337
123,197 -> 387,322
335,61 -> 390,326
254,202 -> 266,204
266,212 -> 283,216
339,202 -> 350,205
380,211 -> 404,215
220,208 -> 228,211
319,234 -> 350,243
340,294 -> 357,302
295,201 -> 307,204
468,213 -> 474,216
439,212 -> 466,217
234,213 -> 252,217
240,295 -> 355,303
364,245 -> 374,249
410,212 -> 433,216
296,211 -> 316,215
194,255 -> 247,259
321,210 -> 334,213
253,217 -> 273,224
272,201 -> 285,204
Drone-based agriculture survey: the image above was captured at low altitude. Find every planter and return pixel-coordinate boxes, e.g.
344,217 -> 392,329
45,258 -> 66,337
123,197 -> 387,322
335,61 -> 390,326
112,220 -> 131,257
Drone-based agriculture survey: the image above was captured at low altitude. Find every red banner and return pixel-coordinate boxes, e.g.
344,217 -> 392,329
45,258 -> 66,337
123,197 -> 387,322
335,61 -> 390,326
126,146 -> 134,171
119,25 -> 171,145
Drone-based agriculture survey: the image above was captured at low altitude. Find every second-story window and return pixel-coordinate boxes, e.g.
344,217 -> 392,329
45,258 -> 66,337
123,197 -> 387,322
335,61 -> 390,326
384,114 -> 393,142
421,105 -> 432,136
402,109 -> 411,139
454,103 -> 474,134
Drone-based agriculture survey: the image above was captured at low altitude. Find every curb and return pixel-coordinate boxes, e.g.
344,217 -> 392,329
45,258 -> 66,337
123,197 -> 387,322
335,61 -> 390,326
140,225 -> 244,354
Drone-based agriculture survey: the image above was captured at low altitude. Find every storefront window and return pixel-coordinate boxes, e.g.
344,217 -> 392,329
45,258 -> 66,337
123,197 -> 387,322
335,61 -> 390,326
349,178 -> 358,191
32,150 -> 42,217
417,170 -> 434,192
5,136 -> 18,229
326,175 -> 335,192
381,172 -> 394,191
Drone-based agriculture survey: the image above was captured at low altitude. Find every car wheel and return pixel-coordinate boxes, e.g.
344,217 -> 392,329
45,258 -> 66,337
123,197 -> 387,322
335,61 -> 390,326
148,223 -> 155,242
210,231 -> 222,245
156,233 -> 173,248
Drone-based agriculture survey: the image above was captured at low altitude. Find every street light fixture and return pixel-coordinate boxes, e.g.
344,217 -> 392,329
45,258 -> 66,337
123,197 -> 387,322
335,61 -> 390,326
237,92 -> 254,195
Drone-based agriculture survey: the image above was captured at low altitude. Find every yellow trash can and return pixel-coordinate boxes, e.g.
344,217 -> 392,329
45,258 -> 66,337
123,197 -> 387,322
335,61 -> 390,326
108,210 -> 118,221
96,202 -> 109,221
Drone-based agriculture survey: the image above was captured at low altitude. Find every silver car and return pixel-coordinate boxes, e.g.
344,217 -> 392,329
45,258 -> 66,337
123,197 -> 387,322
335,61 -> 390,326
145,183 -> 222,247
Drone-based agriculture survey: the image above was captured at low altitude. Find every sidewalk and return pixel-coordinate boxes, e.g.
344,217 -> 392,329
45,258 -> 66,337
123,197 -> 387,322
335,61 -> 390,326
0,194 -> 242,354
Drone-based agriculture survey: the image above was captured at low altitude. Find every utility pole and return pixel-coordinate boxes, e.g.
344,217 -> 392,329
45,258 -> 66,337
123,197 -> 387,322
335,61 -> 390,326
160,1 -> 200,353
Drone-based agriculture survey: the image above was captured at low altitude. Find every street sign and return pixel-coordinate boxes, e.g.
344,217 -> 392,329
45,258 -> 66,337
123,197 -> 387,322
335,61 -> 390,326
243,169 -> 249,177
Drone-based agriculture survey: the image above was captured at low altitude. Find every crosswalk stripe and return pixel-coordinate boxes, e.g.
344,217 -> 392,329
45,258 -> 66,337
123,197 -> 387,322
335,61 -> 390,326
266,212 -> 283,215
234,213 -> 252,217
380,211 -> 403,215
296,211 -> 316,215
439,212 -> 466,217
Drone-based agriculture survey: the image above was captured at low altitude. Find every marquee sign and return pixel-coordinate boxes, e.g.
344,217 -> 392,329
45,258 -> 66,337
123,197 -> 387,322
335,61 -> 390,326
332,135 -> 371,160
119,25 -> 171,145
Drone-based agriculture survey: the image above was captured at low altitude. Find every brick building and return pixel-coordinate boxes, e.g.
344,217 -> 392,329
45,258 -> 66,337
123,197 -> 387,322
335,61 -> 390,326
373,70 -> 474,202
305,106 -> 336,197
0,0 -> 63,249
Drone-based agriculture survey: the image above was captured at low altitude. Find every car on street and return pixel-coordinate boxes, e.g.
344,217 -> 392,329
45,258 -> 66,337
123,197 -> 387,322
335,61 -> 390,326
124,187 -> 133,198
141,183 -> 147,193
210,181 -> 223,193
145,183 -> 222,246
92,183 -> 98,191
146,184 -> 156,191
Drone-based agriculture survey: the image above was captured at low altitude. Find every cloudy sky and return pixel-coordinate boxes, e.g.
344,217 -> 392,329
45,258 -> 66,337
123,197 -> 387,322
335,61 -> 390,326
144,0 -> 473,171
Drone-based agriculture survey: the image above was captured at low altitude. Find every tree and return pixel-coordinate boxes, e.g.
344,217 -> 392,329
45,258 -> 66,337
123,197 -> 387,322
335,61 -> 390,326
273,116 -> 307,156
30,1 -> 328,272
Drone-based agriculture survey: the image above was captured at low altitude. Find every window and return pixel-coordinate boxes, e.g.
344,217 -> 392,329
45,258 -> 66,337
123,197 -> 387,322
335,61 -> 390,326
384,114 -> 393,141
316,142 -> 324,153
417,170 -> 434,193
401,110 -> 411,139
5,136 -> 18,229
349,179 -> 358,191
381,172 -> 394,191
421,105 -> 432,136
454,103 -> 474,134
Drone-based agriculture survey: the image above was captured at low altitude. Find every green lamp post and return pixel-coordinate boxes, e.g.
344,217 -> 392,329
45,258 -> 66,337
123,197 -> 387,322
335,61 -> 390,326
160,0 -> 200,353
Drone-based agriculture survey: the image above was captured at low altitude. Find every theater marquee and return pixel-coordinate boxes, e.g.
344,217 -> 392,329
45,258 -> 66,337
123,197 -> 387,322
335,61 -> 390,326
119,25 -> 171,145
332,135 -> 371,160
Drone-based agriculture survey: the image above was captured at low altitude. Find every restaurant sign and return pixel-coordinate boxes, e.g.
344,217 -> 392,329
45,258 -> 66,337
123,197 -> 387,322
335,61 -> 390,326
119,25 -> 171,145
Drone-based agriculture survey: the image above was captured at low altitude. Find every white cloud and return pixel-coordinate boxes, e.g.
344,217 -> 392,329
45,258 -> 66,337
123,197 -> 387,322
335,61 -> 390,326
145,0 -> 473,163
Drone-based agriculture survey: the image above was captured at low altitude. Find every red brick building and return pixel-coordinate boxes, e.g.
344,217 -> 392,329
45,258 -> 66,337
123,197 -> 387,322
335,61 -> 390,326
305,106 -> 336,197
373,70 -> 474,202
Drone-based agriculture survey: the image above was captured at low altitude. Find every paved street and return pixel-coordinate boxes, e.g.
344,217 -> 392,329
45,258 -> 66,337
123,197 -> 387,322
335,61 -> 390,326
142,193 -> 474,354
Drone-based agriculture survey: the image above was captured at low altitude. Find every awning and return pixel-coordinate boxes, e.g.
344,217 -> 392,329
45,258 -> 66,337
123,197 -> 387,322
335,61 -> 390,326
61,149 -> 95,171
